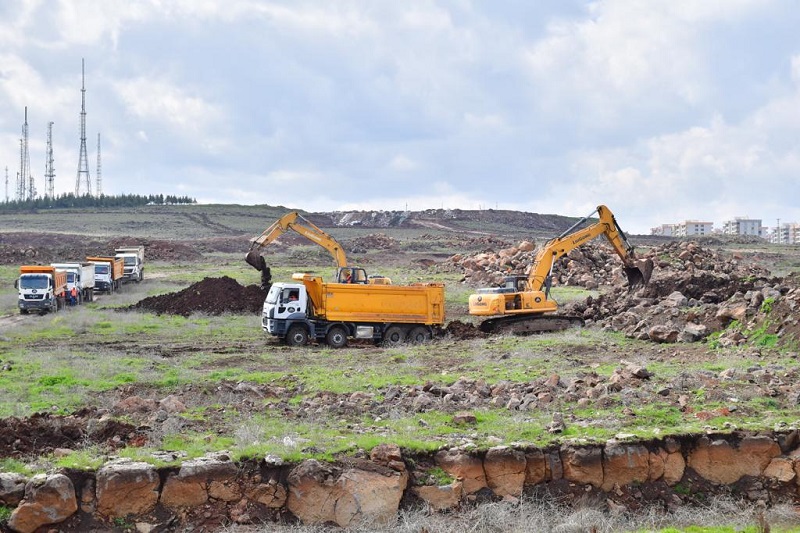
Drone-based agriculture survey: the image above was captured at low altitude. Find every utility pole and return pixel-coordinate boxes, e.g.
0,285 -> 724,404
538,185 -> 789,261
777,218 -> 781,245
45,122 -> 55,199
75,58 -> 91,196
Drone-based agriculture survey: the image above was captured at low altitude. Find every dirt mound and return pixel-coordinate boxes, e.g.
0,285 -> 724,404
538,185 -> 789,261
107,238 -> 202,262
0,232 -> 202,264
130,277 -> 267,317
0,410 -> 143,458
443,320 -> 488,339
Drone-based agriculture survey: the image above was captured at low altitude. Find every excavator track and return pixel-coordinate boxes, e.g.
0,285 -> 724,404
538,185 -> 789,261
479,314 -> 584,335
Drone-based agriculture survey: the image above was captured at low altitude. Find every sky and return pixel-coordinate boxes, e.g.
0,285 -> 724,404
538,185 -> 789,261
1,0 -> 799,234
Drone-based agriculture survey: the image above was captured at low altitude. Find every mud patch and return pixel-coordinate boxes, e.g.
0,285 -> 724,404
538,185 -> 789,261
130,276 -> 267,317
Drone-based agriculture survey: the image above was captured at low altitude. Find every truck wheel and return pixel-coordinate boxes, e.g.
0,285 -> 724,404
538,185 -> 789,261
285,325 -> 309,346
408,326 -> 432,344
382,325 -> 406,347
326,326 -> 348,348
19,309 -> 28,315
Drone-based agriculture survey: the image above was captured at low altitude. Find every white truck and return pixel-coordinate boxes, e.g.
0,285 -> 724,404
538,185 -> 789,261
15,266 -> 68,314
114,246 -> 145,283
51,262 -> 96,304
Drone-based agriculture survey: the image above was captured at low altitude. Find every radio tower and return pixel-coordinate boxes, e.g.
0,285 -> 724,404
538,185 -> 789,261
45,122 -> 55,199
18,107 -> 33,201
75,58 -> 91,196
96,132 -> 102,196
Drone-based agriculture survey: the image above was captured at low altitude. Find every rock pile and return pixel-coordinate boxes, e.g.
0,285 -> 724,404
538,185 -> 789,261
454,240 -> 800,345
449,240 -> 639,289
564,242 -> 799,345
130,277 -> 267,317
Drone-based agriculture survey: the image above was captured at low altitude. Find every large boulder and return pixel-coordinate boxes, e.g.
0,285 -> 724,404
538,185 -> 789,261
286,459 -> 408,528
688,436 -> 780,484
8,474 -> 77,533
96,460 -> 160,518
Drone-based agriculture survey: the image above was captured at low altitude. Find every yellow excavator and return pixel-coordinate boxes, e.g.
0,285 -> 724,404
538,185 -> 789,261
245,211 -> 391,288
468,204 -> 653,334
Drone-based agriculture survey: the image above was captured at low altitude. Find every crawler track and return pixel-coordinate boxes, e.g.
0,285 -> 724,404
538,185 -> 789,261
479,314 -> 584,335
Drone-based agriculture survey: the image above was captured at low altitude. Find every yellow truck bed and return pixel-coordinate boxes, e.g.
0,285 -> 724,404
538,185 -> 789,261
86,256 -> 124,280
293,273 -> 445,325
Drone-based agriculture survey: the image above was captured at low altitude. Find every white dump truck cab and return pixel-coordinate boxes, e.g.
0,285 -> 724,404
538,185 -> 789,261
262,283 -> 309,338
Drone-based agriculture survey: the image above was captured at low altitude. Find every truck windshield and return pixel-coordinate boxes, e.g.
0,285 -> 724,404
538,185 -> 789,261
95,265 -> 109,274
20,275 -> 49,289
266,285 -> 281,304
122,257 -> 136,266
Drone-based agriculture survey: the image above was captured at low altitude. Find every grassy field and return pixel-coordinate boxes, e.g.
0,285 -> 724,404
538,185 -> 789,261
2,206 -> 800,531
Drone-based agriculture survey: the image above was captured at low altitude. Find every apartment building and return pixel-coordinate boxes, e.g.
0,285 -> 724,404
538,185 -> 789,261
722,217 -> 762,237
650,224 -> 675,237
772,223 -> 800,244
673,220 -> 713,237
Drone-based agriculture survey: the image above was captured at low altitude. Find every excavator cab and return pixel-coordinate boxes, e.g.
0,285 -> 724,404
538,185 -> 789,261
337,267 -> 369,284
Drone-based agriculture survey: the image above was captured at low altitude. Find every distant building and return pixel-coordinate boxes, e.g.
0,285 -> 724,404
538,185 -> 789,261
722,217 -> 763,238
650,224 -> 675,237
773,222 -> 800,244
674,220 -> 713,237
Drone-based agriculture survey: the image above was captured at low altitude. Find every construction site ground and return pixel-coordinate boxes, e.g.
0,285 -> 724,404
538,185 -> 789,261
1,205 -> 800,529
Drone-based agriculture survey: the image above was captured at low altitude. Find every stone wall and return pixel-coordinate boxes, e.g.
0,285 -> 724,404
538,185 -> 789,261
1,432 -> 799,532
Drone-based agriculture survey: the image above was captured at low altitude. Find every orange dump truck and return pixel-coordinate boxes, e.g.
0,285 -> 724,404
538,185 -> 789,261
15,265 -> 68,314
261,273 -> 445,347
86,256 -> 124,293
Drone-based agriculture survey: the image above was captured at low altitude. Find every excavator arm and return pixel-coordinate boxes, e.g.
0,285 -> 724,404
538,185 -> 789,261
468,204 -> 653,332
527,205 -> 653,294
245,211 -> 347,289
246,211 -> 347,269
245,211 -> 392,288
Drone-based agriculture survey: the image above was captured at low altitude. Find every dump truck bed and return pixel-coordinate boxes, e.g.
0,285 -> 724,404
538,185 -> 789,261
294,274 -> 445,325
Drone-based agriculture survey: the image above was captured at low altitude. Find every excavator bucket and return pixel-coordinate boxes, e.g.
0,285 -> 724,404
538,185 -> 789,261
245,248 -> 265,271
624,258 -> 654,290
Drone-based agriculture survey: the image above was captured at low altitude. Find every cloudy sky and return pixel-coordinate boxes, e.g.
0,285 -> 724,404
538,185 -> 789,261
1,0 -> 799,234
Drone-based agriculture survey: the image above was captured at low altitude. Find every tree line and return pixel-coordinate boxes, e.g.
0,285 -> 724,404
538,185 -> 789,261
0,193 -> 196,212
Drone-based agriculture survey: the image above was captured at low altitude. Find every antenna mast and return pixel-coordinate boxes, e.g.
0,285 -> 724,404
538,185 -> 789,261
45,121 -> 55,199
18,107 -> 34,201
75,58 -> 91,196
96,132 -> 102,196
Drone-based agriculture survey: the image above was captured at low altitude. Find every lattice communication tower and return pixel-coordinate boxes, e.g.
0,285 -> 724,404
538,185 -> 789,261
75,59 -> 91,196
96,132 -> 102,196
45,121 -> 55,199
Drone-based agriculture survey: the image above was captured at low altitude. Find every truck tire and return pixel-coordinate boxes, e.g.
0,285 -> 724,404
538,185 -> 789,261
382,325 -> 406,347
326,326 -> 348,348
20,309 -> 28,315
408,326 -> 432,344
285,325 -> 309,346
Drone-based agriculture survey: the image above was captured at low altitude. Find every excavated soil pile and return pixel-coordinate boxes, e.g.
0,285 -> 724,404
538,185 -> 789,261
0,410 -> 143,458
130,276 -> 267,317
0,232 -> 202,264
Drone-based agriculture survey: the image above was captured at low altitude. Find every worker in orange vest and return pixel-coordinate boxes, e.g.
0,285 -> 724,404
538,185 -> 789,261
70,286 -> 78,306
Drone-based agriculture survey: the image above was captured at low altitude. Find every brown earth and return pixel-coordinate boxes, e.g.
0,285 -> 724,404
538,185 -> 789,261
129,277 -> 268,317
2,216 -> 800,529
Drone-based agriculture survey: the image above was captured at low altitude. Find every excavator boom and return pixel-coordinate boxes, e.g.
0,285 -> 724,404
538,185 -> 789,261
245,212 -> 347,271
468,204 -> 653,333
245,211 -> 392,288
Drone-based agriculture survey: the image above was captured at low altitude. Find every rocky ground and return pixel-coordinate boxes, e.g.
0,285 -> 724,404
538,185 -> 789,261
2,213 -> 800,530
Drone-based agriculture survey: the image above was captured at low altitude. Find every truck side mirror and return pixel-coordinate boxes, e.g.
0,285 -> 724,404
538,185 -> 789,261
14,280 -> 18,289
